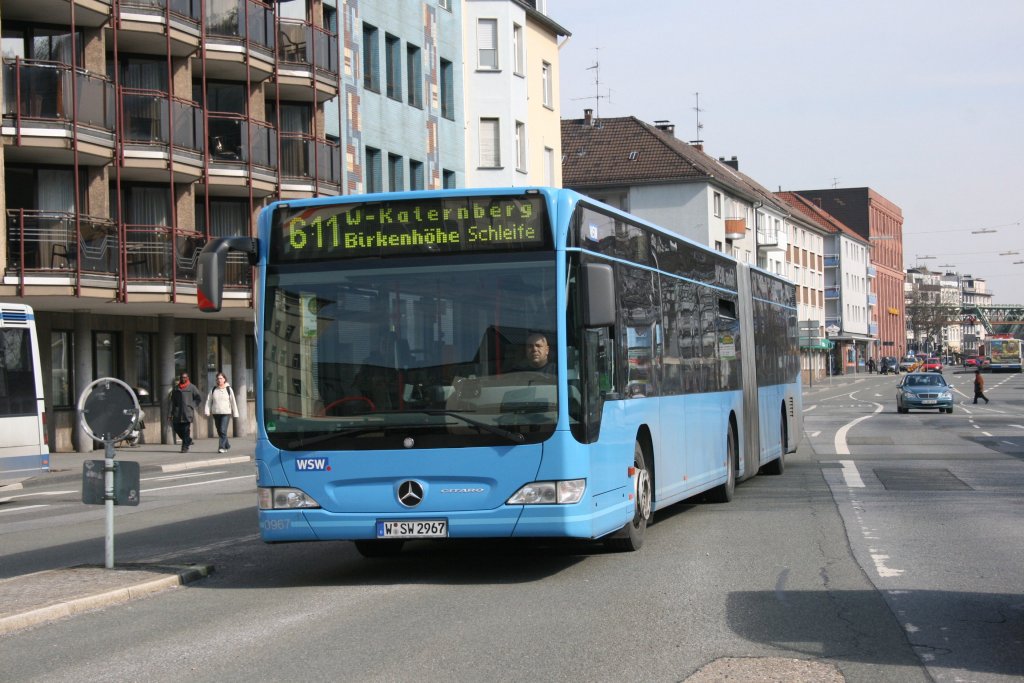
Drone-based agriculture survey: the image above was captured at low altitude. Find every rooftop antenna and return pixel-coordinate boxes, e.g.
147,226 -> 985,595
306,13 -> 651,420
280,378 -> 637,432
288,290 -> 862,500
572,48 -> 611,119
832,177 -> 840,188
691,92 -> 704,145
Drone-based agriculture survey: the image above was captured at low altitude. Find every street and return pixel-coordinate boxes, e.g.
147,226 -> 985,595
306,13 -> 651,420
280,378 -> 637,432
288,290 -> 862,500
0,370 -> 1021,682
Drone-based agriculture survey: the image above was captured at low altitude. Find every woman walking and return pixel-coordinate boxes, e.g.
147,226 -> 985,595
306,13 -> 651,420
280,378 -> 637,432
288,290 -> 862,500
973,370 -> 990,404
205,371 -> 240,452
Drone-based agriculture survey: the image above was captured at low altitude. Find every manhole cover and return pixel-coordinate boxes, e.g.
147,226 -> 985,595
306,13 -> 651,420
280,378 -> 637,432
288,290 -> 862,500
873,468 -> 972,491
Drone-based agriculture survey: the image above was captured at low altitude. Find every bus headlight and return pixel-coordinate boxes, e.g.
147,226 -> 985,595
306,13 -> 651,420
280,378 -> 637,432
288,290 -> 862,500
258,487 -> 321,510
508,479 -> 586,505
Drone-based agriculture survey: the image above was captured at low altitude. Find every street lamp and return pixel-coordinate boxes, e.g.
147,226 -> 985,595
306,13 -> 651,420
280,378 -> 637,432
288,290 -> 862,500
971,228 -> 997,234
999,250 -> 1019,256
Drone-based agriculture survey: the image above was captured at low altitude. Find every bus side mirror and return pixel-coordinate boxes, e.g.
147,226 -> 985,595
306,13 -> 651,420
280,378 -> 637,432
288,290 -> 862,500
582,262 -> 615,327
197,237 -> 257,312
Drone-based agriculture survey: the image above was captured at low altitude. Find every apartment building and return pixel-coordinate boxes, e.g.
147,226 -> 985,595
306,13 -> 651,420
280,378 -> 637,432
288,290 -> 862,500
795,187 -> 905,360
1,0 -> 468,451
461,0 -> 568,187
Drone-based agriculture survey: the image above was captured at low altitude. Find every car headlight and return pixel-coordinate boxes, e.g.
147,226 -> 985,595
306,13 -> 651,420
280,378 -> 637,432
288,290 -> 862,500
902,390 -> 916,398
258,487 -> 321,509
939,391 -> 952,399
508,479 -> 586,505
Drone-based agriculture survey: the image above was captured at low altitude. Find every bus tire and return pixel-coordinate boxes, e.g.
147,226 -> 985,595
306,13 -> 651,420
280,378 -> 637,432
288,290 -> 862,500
708,424 -> 737,503
354,539 -> 404,558
604,441 -> 652,552
760,408 -> 786,476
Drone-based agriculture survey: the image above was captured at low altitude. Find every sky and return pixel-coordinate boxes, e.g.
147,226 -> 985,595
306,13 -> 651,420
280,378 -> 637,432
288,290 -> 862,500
551,0 -> 1024,304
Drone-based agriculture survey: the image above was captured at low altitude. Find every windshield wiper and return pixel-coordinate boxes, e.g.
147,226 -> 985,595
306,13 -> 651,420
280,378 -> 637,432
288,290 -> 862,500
287,426 -> 384,450
421,409 -> 525,444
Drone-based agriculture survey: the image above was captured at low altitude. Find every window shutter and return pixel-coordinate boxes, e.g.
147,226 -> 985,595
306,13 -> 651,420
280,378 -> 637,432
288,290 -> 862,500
479,119 -> 500,167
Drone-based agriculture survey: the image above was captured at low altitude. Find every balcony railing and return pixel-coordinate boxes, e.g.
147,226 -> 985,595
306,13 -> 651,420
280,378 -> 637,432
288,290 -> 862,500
6,210 -> 118,275
277,19 -> 338,77
868,293 -> 878,306
120,89 -> 204,152
2,59 -> 115,130
208,113 -> 277,169
825,286 -> 841,300
206,0 -> 275,52
824,254 -> 840,268
279,132 -> 341,185
123,225 -> 249,287
120,0 -> 201,22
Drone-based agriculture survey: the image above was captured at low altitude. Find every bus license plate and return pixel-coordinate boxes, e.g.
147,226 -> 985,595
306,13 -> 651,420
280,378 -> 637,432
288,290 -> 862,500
376,520 -> 448,538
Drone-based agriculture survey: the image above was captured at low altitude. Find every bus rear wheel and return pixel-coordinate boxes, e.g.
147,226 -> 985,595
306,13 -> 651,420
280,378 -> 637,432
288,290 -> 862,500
605,441 -> 652,552
708,424 -> 737,503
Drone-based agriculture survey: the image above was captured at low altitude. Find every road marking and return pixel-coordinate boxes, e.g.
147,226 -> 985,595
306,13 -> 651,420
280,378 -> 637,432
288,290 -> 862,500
143,474 -> 254,493
803,404 -> 817,412
1003,441 -> 1015,446
810,431 -> 821,437
982,432 -> 993,437
142,471 -> 228,482
840,460 -> 865,488
3,490 -> 76,499
1010,425 -> 1024,430
834,395 -> 883,455
870,551 -> 905,578
0,504 -> 48,515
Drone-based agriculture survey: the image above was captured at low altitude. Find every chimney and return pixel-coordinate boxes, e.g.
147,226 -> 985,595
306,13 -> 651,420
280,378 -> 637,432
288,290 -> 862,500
584,108 -> 593,126
719,156 -> 738,170
689,141 -> 704,152
654,120 -> 675,137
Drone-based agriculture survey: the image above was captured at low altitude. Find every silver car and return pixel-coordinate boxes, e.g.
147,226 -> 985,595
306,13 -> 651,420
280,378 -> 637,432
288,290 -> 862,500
896,372 -> 954,414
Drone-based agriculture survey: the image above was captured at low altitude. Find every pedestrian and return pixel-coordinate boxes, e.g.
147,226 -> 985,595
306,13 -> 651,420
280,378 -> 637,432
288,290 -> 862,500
205,371 -> 239,453
972,370 -> 990,404
168,371 -> 203,452
867,357 -> 876,374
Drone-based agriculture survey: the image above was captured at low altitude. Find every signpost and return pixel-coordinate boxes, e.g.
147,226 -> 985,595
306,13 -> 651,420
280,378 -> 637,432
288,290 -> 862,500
78,378 -> 143,569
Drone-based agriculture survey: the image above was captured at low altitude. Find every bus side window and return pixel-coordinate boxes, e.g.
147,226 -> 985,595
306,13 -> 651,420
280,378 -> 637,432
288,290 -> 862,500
581,327 -> 617,442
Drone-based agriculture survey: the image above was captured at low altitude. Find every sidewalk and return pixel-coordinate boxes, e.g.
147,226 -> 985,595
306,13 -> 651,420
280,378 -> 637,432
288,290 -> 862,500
2,436 -> 254,635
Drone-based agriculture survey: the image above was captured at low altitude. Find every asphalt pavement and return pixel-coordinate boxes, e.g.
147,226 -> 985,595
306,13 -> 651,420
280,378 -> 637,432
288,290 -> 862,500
0,434 -> 255,636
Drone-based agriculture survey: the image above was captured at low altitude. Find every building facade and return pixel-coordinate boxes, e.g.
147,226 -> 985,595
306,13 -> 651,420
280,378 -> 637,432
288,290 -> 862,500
461,0 -> 568,187
794,187 -> 906,360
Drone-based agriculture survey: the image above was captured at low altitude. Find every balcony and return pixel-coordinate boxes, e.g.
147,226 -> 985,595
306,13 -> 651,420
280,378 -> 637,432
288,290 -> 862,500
756,226 -> 787,254
204,114 -> 278,196
198,0 -> 276,82
867,265 -> 877,278
278,133 -> 341,197
3,0 -> 111,28
273,19 -> 339,102
112,0 -> 201,57
4,210 -> 119,293
2,59 -> 116,164
869,323 -> 879,336
724,217 -> 746,240
119,89 -> 204,182
825,286 -> 841,300
868,293 -> 877,306
824,254 -> 840,268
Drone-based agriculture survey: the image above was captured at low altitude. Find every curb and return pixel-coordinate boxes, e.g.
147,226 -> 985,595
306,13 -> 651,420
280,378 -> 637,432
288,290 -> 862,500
161,456 -> 252,472
0,564 -> 213,636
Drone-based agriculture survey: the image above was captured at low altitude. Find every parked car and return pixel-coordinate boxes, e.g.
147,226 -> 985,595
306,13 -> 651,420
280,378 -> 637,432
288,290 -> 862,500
879,356 -> 899,374
922,357 -> 943,373
896,372 -> 954,413
899,356 -> 919,372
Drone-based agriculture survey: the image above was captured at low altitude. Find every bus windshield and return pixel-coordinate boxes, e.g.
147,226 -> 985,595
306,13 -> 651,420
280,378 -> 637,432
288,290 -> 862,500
263,254 -> 558,450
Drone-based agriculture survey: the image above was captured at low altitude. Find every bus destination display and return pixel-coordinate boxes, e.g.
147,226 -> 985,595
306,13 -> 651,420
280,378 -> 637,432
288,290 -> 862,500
272,195 -> 548,261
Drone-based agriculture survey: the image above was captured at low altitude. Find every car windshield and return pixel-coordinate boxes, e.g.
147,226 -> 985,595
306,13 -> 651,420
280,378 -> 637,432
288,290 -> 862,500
905,374 -> 946,387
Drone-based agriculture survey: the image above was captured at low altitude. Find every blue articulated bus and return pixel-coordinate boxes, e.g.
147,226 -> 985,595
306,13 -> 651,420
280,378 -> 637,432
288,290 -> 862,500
198,187 -> 801,555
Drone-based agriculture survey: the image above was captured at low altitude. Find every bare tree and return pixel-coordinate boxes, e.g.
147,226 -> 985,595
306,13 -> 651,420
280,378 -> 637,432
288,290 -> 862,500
905,287 -> 957,353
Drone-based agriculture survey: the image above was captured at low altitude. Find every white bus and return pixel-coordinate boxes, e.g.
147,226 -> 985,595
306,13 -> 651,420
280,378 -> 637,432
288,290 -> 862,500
0,303 -> 49,487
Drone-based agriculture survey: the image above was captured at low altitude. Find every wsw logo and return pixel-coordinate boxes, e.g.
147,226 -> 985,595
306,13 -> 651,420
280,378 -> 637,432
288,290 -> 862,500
295,458 -> 330,471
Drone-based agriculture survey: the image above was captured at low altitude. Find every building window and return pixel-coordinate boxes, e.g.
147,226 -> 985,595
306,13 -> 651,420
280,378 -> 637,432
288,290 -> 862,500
365,146 -> 383,193
135,333 -> 156,404
479,118 -> 500,168
410,160 -> 425,190
406,43 -> 422,108
541,61 -> 553,108
515,121 -> 527,172
442,169 -> 456,189
51,330 -> 73,407
388,153 -> 404,191
543,146 -> 554,186
174,334 -> 194,380
206,335 -> 233,394
513,23 -> 525,75
713,192 -> 722,218
362,23 -> 380,92
477,19 -> 498,70
438,0 -> 450,10
93,332 -> 119,379
385,33 -> 402,100
439,59 -> 454,120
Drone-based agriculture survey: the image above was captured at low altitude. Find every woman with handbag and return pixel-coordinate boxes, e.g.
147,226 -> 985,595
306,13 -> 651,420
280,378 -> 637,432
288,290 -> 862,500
205,371 -> 240,453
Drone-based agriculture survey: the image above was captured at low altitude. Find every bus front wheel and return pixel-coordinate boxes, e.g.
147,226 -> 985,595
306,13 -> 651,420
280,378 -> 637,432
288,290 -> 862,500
605,441 -> 652,552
